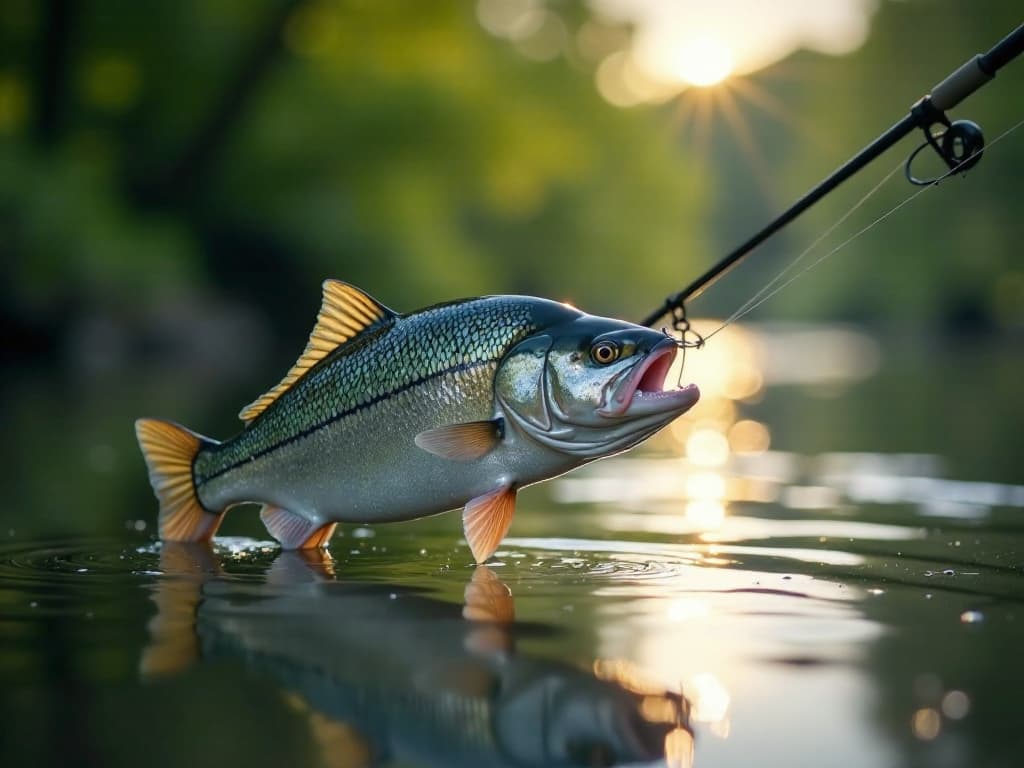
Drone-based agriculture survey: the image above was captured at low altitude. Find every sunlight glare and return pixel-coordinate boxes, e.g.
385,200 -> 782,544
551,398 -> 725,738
689,672 -> 731,723
686,428 -> 730,466
591,0 -> 878,104
670,37 -> 734,87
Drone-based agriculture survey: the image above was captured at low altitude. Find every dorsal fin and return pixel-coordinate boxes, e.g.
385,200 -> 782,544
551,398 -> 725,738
239,280 -> 395,423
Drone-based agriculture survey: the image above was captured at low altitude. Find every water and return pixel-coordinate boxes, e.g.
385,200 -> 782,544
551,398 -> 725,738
2,325 -> 1023,767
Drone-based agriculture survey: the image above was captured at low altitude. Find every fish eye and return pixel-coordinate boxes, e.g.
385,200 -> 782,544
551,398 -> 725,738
590,340 -> 620,365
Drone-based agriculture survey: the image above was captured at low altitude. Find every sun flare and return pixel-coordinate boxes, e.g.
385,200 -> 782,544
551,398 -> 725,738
670,37 -> 734,87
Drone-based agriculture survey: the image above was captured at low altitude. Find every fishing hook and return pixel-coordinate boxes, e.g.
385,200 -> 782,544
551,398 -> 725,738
664,304 -> 705,349
662,304 -> 704,384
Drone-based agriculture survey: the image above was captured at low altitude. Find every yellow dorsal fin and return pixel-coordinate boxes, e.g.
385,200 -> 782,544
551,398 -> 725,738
239,280 -> 394,423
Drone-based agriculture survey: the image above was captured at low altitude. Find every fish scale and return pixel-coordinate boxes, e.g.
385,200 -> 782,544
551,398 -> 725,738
194,297 -> 536,487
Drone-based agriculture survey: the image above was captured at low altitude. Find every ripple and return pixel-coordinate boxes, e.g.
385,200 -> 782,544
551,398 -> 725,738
495,537 -> 709,585
0,537 -> 156,619
0,536 -> 285,612
0,537 -> 158,586
0,531 -> 1016,620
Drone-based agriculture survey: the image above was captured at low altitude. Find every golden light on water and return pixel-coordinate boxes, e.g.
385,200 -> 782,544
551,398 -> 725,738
685,429 -> 730,467
593,658 -> 673,696
666,598 -> 711,623
665,727 -> 695,768
689,672 -> 731,724
686,499 -> 727,530
728,419 -> 771,455
556,319 -> 882,540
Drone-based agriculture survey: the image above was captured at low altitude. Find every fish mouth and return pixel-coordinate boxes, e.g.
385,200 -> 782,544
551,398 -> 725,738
598,339 -> 700,419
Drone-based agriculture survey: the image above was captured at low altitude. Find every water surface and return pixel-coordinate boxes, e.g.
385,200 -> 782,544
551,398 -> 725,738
2,325 -> 1022,767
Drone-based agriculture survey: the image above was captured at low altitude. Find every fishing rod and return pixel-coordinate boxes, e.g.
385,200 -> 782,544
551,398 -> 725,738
641,22 -> 1024,333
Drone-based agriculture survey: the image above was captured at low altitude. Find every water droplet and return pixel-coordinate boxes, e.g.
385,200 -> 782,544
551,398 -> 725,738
960,610 -> 984,624
352,527 -> 375,539
388,593 -> 398,600
29,601 -> 38,608
925,593 -> 933,600
134,520 -> 147,532
419,548 -> 428,556
76,568 -> 88,573
868,588 -> 884,596
953,540 -> 961,547
924,570 -> 935,577
942,690 -> 970,719
943,569 -> 955,576
911,708 -> 941,740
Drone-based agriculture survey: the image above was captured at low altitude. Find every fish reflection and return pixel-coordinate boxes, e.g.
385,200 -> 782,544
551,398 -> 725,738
142,544 -> 692,768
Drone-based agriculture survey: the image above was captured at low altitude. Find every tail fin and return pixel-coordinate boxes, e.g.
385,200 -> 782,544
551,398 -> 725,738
135,418 -> 224,542
140,542 -> 221,678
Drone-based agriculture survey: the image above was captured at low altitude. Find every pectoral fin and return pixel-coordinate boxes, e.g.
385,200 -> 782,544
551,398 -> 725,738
261,505 -> 337,550
415,419 -> 503,462
463,485 -> 516,564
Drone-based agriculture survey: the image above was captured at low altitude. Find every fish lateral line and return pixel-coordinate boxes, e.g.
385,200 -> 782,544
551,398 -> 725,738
197,358 -> 498,485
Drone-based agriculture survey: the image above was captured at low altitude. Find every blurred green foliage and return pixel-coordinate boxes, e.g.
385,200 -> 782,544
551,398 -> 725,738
1,0 -> 1022,358
0,0 -> 705,352
765,0 -> 1024,330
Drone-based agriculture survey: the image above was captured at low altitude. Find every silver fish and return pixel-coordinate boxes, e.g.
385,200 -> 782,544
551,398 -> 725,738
136,281 -> 699,559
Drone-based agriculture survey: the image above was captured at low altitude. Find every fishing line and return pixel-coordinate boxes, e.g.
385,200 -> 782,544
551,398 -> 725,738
714,158 -> 905,333
699,113 -> 1024,343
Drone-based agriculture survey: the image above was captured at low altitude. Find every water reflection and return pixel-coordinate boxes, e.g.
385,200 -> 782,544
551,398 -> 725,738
143,544 -> 692,768
556,321 -> 1024,540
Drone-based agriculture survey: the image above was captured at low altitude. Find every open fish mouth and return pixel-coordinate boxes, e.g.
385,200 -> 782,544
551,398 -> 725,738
598,338 -> 700,418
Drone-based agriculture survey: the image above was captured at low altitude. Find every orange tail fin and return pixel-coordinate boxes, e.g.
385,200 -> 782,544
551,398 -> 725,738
135,418 -> 224,542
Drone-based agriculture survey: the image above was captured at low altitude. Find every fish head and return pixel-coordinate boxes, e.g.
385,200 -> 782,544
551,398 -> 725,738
496,309 -> 700,458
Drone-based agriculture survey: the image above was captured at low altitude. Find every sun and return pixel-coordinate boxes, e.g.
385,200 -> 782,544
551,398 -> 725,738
670,37 -> 734,87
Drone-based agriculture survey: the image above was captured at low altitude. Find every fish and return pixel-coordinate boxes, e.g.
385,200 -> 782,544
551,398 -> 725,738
135,281 -> 700,560
143,543 -> 692,768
